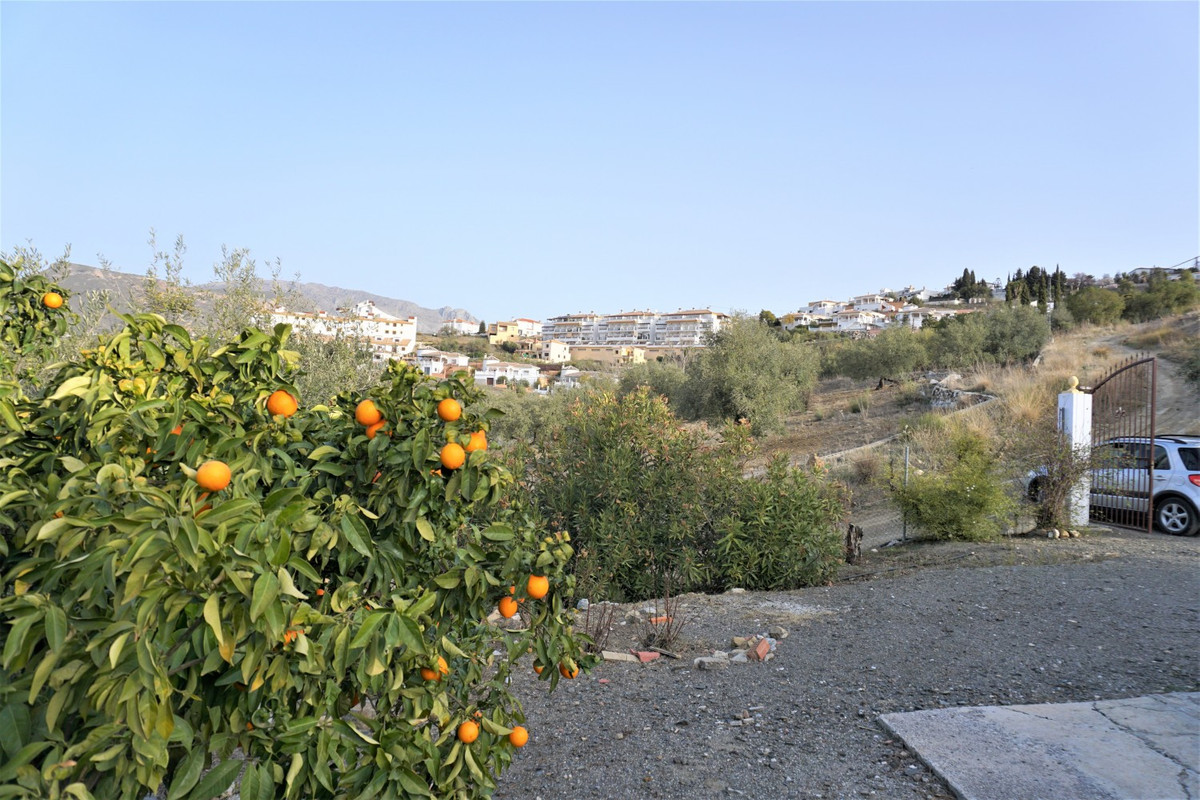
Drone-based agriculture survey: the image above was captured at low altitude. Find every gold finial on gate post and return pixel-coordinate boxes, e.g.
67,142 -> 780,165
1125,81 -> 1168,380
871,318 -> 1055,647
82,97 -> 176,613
1067,376 -> 1081,393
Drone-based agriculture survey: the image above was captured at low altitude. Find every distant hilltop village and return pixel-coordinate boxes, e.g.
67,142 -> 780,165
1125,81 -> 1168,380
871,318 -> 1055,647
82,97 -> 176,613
266,283 -> 994,392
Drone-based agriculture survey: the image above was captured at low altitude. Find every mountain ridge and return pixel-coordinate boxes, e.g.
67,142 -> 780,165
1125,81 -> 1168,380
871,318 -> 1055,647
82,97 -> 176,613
56,263 -> 478,333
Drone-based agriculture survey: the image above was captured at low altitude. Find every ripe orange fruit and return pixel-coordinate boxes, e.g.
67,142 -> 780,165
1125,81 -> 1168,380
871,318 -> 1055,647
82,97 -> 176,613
283,629 -> 301,644
498,596 -> 518,619
365,420 -> 386,439
509,726 -> 529,747
195,460 -> 231,492
527,575 -> 549,600
437,398 -> 462,422
316,588 -> 325,596
420,656 -> 450,682
266,390 -> 298,417
466,430 -> 488,452
355,399 -> 382,426
42,292 -> 64,309
559,661 -> 579,679
533,664 -> 545,675
457,720 -> 479,744
440,442 -> 466,470
170,424 -> 183,436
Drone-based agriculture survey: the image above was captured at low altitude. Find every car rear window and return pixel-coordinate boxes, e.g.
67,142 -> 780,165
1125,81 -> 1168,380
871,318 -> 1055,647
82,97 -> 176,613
1180,448 -> 1200,471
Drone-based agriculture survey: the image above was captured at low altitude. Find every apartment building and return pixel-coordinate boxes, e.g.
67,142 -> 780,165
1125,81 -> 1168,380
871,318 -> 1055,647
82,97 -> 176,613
542,313 -> 604,345
542,309 -> 727,348
657,309 -> 728,346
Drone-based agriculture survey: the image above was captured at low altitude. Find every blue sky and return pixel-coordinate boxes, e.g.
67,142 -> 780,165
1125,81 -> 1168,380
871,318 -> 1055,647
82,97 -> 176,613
3,1 -> 1196,323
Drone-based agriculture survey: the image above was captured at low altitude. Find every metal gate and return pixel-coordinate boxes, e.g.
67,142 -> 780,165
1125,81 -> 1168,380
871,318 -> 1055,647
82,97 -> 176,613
1086,356 -> 1157,532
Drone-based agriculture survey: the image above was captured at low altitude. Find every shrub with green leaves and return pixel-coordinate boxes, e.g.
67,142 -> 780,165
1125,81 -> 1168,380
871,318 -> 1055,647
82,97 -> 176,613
523,387 -> 846,600
892,430 -> 1014,541
713,457 -> 845,590
0,262 -> 585,800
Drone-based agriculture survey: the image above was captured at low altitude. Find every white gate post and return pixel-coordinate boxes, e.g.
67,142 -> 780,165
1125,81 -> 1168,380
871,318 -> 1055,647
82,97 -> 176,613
1058,377 -> 1092,528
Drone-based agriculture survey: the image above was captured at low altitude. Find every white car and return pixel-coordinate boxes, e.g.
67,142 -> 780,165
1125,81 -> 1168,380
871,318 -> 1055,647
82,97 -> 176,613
1026,435 -> 1200,536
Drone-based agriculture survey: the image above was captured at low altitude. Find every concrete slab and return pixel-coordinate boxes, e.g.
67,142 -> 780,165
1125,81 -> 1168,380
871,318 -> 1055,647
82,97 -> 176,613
879,692 -> 1200,800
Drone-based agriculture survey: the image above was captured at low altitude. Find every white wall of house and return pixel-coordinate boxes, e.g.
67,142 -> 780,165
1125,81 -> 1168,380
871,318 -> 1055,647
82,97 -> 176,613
474,358 -> 541,387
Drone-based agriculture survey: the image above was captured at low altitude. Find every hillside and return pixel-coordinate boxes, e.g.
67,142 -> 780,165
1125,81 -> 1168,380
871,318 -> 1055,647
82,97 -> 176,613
56,263 -> 478,333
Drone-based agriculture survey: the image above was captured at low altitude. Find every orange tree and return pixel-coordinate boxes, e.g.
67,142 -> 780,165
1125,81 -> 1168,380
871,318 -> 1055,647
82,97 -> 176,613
0,262 -> 586,799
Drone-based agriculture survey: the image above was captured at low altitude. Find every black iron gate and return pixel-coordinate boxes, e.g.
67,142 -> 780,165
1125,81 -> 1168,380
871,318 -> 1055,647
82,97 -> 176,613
1086,356 -> 1157,532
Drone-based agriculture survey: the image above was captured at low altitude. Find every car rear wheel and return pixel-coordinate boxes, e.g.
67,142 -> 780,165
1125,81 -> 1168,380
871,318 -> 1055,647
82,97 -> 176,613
1155,495 -> 1199,536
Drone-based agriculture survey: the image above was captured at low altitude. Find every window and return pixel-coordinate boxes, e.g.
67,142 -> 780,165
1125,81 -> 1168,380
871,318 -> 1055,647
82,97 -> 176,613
1179,448 -> 1200,471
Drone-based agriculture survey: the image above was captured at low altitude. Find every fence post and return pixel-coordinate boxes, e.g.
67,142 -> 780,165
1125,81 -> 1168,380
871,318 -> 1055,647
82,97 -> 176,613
1058,377 -> 1092,528
902,445 -> 909,541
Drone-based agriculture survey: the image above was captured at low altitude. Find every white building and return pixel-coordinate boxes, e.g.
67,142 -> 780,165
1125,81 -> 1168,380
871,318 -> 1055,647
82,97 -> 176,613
440,318 -> 478,336
540,339 -> 571,364
513,318 -> 543,338
414,348 -> 470,377
542,308 -> 728,348
657,309 -> 729,346
542,313 -> 603,345
834,309 -> 888,331
270,301 -> 418,363
474,358 -> 541,388
805,299 -> 845,315
850,294 -> 891,312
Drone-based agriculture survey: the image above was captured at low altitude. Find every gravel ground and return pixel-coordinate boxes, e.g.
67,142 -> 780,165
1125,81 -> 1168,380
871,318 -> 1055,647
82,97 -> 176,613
494,527 -> 1200,799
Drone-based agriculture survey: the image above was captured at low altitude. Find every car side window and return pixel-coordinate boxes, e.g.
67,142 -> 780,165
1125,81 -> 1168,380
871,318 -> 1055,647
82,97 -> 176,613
1180,447 -> 1200,471
1153,446 -> 1170,471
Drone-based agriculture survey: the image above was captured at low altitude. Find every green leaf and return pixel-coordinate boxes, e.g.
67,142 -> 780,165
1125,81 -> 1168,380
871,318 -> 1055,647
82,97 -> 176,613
416,518 -> 435,543
395,616 -> 426,655
44,606 -> 67,651
108,631 -> 131,670
48,375 -> 92,401
203,594 -> 225,649
58,456 -> 88,473
284,752 -> 303,793
249,572 -> 280,622
307,445 -> 339,461
0,704 -> 30,758
339,515 -> 372,556
396,767 -> 434,797
188,758 -> 242,800
481,524 -> 514,541
166,747 -> 205,800
35,516 -> 72,541
349,612 -> 387,651
198,497 -> 258,526
276,567 -> 307,600
433,570 -> 461,589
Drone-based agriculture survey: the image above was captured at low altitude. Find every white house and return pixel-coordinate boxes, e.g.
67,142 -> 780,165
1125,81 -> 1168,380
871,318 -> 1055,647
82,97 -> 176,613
805,299 -> 845,315
414,348 -> 470,377
556,366 -> 582,390
539,339 -> 571,363
441,318 -> 478,336
834,309 -> 888,331
513,318 -> 543,338
474,358 -> 541,388
270,301 -> 417,363
850,294 -> 891,312
899,308 -> 960,329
